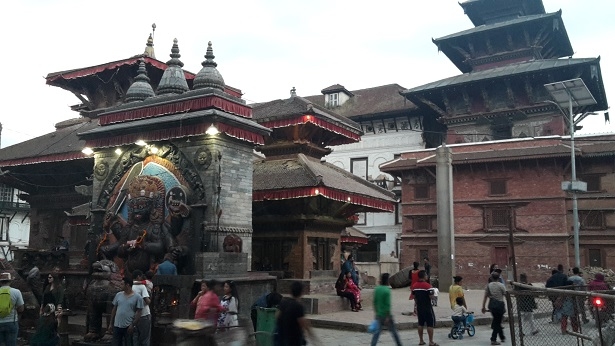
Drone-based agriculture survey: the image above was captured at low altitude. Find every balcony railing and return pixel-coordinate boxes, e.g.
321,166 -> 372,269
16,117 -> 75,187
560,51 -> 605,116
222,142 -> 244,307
0,201 -> 30,211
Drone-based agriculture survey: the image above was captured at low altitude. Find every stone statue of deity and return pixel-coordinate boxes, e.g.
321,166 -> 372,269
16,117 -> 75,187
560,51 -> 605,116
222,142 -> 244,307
97,175 -> 190,275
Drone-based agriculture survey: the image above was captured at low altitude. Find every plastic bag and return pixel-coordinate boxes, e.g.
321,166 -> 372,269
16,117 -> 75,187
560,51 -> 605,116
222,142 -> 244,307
368,319 -> 379,334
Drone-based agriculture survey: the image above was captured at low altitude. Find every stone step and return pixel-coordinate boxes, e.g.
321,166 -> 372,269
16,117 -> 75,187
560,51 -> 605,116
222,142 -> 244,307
300,292 -> 373,315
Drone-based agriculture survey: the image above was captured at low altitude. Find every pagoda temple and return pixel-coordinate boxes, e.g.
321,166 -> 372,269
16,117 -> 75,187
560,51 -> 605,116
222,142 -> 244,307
382,0 -> 611,286
403,0 -> 607,144
252,92 -> 397,281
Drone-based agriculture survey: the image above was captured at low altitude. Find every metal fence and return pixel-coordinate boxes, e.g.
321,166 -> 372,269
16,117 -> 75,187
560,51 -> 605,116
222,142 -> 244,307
506,283 -> 615,346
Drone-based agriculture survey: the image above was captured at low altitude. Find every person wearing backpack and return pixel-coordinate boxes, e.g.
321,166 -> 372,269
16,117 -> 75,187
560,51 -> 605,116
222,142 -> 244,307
0,272 -> 24,346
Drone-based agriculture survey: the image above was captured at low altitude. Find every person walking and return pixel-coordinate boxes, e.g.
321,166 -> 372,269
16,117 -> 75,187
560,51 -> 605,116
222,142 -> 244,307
131,270 -> 151,346
449,276 -> 466,310
275,281 -> 319,346
218,280 -> 239,330
192,280 -> 223,323
412,270 -> 438,346
370,273 -> 402,346
568,267 -> 589,324
482,271 -> 507,345
0,273 -> 24,346
516,273 -> 538,336
402,261 -> 421,316
108,277 -> 144,346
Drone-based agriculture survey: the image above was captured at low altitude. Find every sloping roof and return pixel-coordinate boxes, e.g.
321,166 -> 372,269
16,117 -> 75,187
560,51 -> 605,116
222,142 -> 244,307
253,153 -> 396,210
341,226 -> 368,245
253,96 -> 362,134
380,135 -> 615,173
321,84 -> 354,96
433,11 -> 572,44
304,84 -> 416,119
0,118 -> 96,167
46,56 -> 196,85
460,0 -> 546,27
403,58 -> 599,94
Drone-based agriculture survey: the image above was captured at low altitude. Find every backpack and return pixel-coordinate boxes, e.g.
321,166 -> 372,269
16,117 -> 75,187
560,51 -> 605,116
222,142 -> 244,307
0,287 -> 13,318
335,273 -> 345,295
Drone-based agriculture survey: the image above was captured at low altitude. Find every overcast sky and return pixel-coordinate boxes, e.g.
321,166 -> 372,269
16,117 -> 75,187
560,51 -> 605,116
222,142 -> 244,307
1,0 -> 613,148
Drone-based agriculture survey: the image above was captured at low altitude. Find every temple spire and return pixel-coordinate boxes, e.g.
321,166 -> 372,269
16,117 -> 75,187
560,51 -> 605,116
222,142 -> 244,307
156,38 -> 189,95
125,59 -> 155,103
143,23 -> 156,59
193,41 -> 225,91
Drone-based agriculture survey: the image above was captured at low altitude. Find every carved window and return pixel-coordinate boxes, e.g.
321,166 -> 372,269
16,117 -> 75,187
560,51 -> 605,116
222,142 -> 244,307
489,180 -> 507,196
387,121 -> 397,131
414,185 -> 430,200
413,216 -> 433,232
580,175 -> 601,192
579,211 -> 605,229
484,207 -> 512,230
400,121 -> 410,130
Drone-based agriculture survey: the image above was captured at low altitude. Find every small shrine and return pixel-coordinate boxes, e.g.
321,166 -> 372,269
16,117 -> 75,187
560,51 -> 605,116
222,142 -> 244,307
252,92 -> 397,285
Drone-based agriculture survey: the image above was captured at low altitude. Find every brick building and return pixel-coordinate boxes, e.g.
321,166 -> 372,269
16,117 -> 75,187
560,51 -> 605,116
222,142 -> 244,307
381,0 -> 610,287
382,135 -> 615,287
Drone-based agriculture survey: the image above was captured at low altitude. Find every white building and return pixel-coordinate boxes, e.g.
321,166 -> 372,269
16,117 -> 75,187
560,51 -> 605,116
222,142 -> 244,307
0,183 -> 30,260
305,84 -> 427,275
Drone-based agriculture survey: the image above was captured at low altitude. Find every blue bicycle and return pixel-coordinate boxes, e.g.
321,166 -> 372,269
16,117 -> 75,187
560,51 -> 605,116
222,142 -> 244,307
448,312 -> 476,340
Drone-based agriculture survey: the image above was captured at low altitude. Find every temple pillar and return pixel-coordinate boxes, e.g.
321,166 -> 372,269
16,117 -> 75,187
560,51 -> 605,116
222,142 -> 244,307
436,144 -> 455,292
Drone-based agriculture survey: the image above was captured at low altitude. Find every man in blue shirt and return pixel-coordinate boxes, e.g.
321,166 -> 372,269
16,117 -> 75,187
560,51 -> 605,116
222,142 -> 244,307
156,254 -> 177,275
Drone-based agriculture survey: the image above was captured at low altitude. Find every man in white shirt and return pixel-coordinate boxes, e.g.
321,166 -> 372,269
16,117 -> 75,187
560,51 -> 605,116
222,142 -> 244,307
131,270 -> 151,346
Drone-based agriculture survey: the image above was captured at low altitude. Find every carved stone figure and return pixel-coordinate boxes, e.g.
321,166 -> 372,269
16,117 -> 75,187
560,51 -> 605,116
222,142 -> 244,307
84,260 -> 123,342
223,234 -> 242,253
98,175 -> 191,274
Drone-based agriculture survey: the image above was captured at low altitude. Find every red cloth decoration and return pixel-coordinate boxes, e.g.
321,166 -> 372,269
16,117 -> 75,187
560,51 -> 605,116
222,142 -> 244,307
253,186 -> 394,212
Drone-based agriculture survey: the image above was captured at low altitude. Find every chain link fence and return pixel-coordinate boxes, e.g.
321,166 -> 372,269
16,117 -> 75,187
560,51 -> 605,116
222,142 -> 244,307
506,283 -> 615,346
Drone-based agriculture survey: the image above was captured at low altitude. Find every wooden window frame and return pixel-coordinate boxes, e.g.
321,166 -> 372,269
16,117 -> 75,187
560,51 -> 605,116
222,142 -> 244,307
413,215 -> 434,232
484,207 -> 513,231
414,185 -> 430,200
580,175 -> 601,192
579,210 -> 605,230
488,180 -> 507,196
350,157 -> 368,180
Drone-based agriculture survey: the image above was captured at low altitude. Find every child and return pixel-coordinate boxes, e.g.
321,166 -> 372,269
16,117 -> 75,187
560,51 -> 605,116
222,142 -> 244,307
431,287 -> 439,307
451,297 -> 468,330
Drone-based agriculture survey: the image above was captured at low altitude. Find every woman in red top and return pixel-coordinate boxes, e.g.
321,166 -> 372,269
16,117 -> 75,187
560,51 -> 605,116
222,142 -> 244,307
191,280 -> 223,323
343,271 -> 362,311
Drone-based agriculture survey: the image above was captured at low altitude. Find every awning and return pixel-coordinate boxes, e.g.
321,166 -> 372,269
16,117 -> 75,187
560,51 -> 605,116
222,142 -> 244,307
341,227 -> 369,245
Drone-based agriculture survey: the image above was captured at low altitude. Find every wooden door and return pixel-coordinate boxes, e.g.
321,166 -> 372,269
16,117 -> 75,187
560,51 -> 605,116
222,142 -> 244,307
494,247 -> 509,268
588,249 -> 603,267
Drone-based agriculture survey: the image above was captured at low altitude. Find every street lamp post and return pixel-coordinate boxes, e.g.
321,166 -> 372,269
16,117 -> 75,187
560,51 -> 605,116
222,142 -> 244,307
544,78 -> 597,268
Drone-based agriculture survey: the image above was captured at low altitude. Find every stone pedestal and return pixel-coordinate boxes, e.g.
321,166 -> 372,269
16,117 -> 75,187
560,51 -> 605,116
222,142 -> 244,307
195,252 -> 248,276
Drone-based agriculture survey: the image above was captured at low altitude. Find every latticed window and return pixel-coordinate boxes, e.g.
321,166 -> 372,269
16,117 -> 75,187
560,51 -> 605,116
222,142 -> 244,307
485,207 -> 511,230
414,185 -> 429,200
580,211 -> 605,229
413,216 -> 432,232
489,180 -> 507,196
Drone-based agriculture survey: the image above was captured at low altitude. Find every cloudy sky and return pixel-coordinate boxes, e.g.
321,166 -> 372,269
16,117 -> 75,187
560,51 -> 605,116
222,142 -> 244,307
1,0 -> 613,148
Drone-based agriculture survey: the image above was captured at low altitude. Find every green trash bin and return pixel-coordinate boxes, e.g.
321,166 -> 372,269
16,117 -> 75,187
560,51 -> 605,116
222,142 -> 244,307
255,307 -> 277,346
